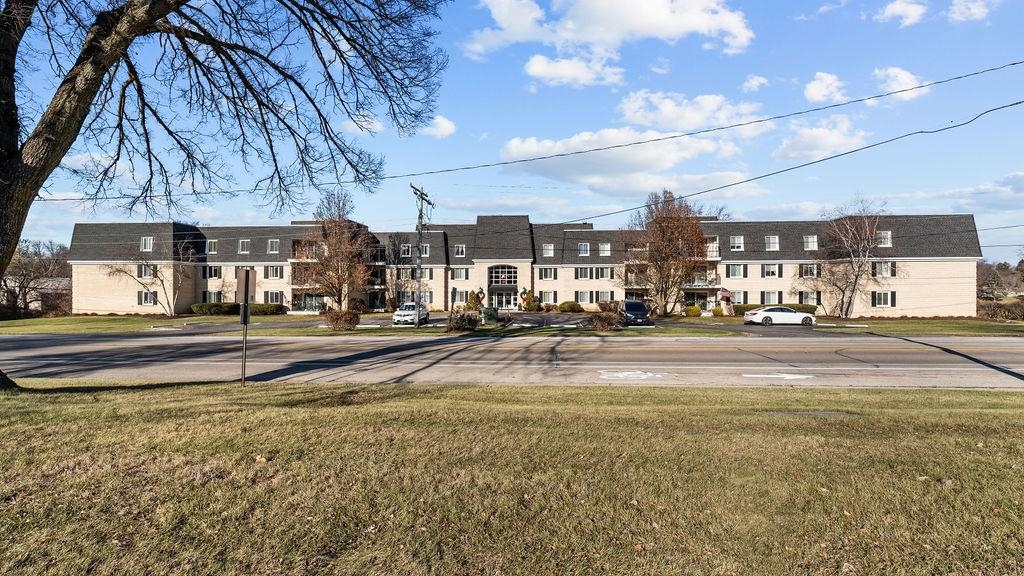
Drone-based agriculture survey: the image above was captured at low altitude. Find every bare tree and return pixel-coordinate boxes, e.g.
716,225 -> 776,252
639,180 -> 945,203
303,190 -> 371,311
617,190 -> 708,316
802,200 -> 887,318
0,0 -> 446,388
0,240 -> 69,315
104,237 -> 198,317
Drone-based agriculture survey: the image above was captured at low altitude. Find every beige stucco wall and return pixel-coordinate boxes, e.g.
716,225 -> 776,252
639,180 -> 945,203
712,259 -> 976,317
533,265 -> 618,310
72,263 -> 195,315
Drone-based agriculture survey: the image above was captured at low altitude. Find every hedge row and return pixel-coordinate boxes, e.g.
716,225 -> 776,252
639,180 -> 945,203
190,303 -> 287,315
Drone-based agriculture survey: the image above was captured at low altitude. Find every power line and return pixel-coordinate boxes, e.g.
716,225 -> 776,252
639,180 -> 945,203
32,58 -> 1024,204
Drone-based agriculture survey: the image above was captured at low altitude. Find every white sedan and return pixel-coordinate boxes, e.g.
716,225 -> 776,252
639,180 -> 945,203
392,302 -> 429,325
743,306 -> 816,326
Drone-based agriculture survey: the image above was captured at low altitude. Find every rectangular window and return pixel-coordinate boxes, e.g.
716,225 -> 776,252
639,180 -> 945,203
726,264 -> 746,278
706,238 -> 720,258
419,244 -> 429,258
598,243 -> 611,256
799,263 -> 818,278
762,264 -> 780,278
453,290 -> 468,304
542,244 -> 554,257
872,261 -> 895,277
201,290 -> 224,304
732,291 -> 746,305
451,268 -> 469,281
761,291 -> 781,305
575,291 -> 593,304
765,235 -> 779,251
137,264 -> 156,278
800,291 -> 818,305
876,230 -> 892,248
538,267 -> 557,280
595,267 -> 613,280
264,290 -> 283,305
422,291 -> 433,304
454,244 -> 466,258
239,239 -> 251,254
597,291 -> 613,302
578,243 -> 590,257
539,291 -> 556,304
140,236 -> 153,252
267,239 -> 280,254
206,239 -> 218,254
574,267 -> 593,280
803,235 -> 818,250
202,265 -> 222,279
400,244 -> 412,257
398,268 -> 413,280
872,291 -> 895,307
265,265 -> 284,280
399,290 -> 414,303
139,291 -> 158,305
730,236 -> 744,251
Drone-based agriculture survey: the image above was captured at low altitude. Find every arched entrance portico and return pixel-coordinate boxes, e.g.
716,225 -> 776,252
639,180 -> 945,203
487,264 -> 519,309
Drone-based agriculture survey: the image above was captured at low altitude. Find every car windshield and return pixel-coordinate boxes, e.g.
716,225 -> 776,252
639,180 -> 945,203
399,304 -> 416,311
624,302 -> 646,313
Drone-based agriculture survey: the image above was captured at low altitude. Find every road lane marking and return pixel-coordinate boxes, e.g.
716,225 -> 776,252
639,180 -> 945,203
743,373 -> 815,380
599,370 -> 669,380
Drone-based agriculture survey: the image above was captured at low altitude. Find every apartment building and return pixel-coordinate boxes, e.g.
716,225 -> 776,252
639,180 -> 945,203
68,214 -> 981,317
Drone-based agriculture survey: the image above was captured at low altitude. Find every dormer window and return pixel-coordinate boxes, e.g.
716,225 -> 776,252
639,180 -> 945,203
730,236 -> 744,251
238,239 -> 251,254
542,244 -> 554,257
803,235 -> 818,250
400,244 -> 411,257
454,244 -> 466,257
876,230 -> 892,248
578,243 -> 590,257
206,239 -> 218,254
140,236 -> 153,252
765,235 -> 779,251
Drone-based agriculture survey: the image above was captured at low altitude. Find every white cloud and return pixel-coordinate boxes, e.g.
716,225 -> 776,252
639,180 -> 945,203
803,72 -> 847,103
872,66 -> 930,102
948,0 -> 1000,21
420,115 -> 457,139
524,54 -> 624,87
818,0 -> 848,13
741,201 -> 834,220
742,74 -> 769,93
438,192 -> 624,221
773,115 -> 870,160
649,57 -> 671,75
871,172 -> 1024,214
874,1 -> 928,27
619,90 -> 773,139
465,0 -> 754,85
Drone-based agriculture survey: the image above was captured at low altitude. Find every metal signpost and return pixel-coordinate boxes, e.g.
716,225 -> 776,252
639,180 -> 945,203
236,268 -> 256,386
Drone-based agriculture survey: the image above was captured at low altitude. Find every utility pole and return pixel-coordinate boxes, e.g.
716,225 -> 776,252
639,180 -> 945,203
411,184 -> 434,328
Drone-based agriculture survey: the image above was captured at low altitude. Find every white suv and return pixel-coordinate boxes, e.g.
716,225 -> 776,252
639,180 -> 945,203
392,302 -> 429,325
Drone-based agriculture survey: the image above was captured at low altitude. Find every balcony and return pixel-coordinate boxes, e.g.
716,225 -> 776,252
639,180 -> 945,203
706,247 -> 721,259
684,274 -> 721,288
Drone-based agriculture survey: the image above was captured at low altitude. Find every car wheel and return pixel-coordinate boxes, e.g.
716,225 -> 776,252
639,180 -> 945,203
761,316 -> 773,326
801,316 -> 813,326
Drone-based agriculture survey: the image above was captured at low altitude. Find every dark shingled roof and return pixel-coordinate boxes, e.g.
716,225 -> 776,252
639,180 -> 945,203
470,216 -> 534,260
69,222 -> 203,262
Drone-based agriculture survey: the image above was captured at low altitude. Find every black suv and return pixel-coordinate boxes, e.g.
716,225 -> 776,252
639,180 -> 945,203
619,300 -> 653,326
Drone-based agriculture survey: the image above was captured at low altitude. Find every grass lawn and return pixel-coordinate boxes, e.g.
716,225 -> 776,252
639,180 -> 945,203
2,382 -> 1022,574
830,318 -> 1024,337
0,314 -> 308,334
242,324 -> 738,338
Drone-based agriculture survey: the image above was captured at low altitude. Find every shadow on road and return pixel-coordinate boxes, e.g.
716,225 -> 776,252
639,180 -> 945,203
873,333 -> 1024,382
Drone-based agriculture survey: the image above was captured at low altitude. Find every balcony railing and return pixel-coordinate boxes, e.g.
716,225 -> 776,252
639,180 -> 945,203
706,247 -> 720,259
684,274 -> 721,287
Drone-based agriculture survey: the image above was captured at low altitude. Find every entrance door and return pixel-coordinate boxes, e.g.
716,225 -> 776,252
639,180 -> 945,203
491,292 -> 515,309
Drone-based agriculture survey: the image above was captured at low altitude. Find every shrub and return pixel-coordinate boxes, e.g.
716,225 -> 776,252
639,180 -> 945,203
250,303 -> 287,315
325,309 -> 360,330
447,312 -> 480,332
712,306 -> 724,317
684,305 -> 702,317
783,303 -> 818,314
543,303 -> 557,313
465,290 -> 481,312
732,304 -> 761,315
558,301 -> 584,313
521,290 -> 543,312
978,300 -> 1024,320
348,298 -> 368,313
731,303 -> 818,315
597,300 -> 620,313
191,303 -> 241,315
589,311 -> 619,331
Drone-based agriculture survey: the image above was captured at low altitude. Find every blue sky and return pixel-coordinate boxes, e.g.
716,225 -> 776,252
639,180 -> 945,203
25,0 -> 1024,262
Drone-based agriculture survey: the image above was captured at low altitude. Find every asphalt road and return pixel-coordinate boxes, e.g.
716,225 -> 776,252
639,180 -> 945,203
2,333 -> 1023,389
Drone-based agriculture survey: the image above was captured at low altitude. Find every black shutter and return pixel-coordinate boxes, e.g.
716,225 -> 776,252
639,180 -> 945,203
725,266 -> 731,279
816,265 -> 821,278
263,290 -> 269,303
890,291 -> 896,307
871,291 -> 877,307
137,291 -> 143,305
816,291 -> 821,306
743,264 -> 748,278
553,291 -> 558,303
151,292 -> 157,303
798,292 -> 804,304
609,268 -> 614,280
136,264 -> 143,277
553,269 -> 558,280
760,291 -> 766,305
760,265 -> 765,278
574,268 -> 579,280
777,291 -> 783,304
610,291 -> 615,301
871,262 -> 877,277
263,266 -> 269,279
778,264 -> 784,277
890,263 -> 897,277
590,291 -> 595,303
201,266 -> 207,279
